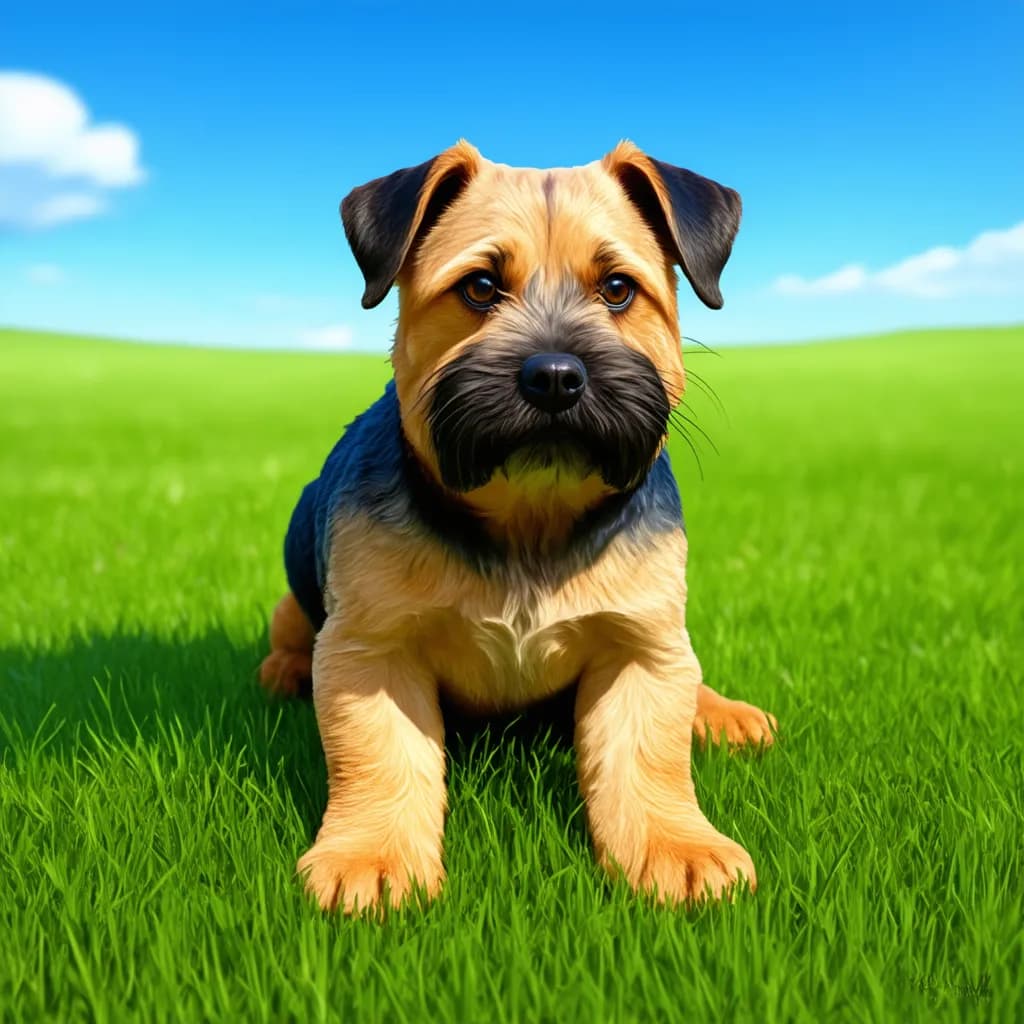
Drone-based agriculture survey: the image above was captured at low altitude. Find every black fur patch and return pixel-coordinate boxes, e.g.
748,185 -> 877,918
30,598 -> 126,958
341,157 -> 471,309
614,159 -> 741,310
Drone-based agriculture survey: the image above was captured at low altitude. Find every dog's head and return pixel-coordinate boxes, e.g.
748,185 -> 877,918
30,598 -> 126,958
341,141 -> 740,542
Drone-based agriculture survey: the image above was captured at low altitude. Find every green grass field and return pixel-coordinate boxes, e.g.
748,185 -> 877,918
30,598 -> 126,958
1,324 -> 1021,1022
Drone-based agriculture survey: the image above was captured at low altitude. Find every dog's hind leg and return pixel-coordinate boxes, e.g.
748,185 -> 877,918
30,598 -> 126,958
259,592 -> 315,698
694,682 -> 778,749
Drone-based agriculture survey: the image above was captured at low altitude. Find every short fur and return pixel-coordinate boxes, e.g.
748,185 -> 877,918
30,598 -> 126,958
262,141 -> 776,914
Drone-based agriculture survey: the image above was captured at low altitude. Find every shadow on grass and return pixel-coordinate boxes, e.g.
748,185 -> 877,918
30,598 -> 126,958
0,629 -> 583,840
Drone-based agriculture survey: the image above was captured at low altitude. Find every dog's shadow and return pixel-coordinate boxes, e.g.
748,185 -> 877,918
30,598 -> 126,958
0,628 -> 583,844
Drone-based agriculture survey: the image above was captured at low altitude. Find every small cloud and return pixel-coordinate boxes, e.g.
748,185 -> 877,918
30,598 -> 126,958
298,324 -> 355,350
0,71 -> 144,229
28,192 -> 107,227
771,221 -> 1024,300
873,246 -> 961,298
25,262 -> 64,285
773,264 -> 867,296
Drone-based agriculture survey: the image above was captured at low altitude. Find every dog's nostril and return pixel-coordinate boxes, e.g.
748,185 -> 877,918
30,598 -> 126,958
531,370 -> 552,395
518,352 -> 588,413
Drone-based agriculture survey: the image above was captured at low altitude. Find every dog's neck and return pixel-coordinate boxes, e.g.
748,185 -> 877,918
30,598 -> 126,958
457,466 -> 616,553
399,430 -> 682,577
400,437 -> 607,556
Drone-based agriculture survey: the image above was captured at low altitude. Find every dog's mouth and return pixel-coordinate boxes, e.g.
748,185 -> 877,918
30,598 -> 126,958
498,425 -> 595,477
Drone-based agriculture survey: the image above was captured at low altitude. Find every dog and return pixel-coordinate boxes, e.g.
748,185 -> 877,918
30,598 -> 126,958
259,140 -> 777,915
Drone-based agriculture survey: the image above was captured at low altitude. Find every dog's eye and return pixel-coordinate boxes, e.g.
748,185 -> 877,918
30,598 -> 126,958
599,274 -> 635,311
459,272 -> 500,310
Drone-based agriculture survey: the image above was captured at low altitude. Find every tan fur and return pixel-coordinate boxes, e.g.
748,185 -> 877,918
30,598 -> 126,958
282,142 -> 776,914
326,518 -> 693,715
575,643 -> 755,901
300,516 -> 766,911
458,468 -> 615,553
297,620 -> 446,914
695,683 -> 778,749
259,592 -> 314,697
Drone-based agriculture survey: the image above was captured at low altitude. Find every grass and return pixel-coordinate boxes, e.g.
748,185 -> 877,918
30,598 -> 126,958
1,323 -> 1021,1022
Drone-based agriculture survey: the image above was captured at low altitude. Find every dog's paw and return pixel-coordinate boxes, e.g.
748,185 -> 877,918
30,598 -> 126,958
296,842 -> 444,915
635,830 -> 757,906
694,689 -> 778,749
259,650 -> 312,698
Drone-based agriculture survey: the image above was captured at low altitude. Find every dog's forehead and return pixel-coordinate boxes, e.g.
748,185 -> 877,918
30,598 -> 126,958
419,157 -> 667,286
471,158 -> 620,209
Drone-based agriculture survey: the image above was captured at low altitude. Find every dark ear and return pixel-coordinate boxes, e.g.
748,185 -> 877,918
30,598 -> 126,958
341,140 -> 482,309
603,141 -> 742,309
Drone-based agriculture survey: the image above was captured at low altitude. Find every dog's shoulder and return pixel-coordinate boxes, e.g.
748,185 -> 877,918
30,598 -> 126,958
314,379 -> 409,522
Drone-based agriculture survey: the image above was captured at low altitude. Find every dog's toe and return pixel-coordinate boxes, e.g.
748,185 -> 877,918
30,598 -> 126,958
259,650 -> 312,698
637,830 -> 757,906
694,690 -> 777,749
296,842 -> 444,916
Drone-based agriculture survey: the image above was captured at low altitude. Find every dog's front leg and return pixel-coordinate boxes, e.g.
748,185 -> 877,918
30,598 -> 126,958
297,618 -> 446,915
575,642 -> 756,905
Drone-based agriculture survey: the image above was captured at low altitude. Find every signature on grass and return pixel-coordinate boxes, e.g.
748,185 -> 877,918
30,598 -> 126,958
910,972 -> 992,1002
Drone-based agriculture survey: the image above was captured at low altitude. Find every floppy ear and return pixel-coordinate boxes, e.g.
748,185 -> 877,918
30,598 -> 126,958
341,140 -> 482,309
603,141 -> 742,309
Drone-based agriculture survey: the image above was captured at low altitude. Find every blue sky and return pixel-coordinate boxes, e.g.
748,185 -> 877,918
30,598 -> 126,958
2,1 -> 1022,350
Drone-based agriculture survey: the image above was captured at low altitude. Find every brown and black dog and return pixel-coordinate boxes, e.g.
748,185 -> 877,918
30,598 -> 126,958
260,140 -> 777,915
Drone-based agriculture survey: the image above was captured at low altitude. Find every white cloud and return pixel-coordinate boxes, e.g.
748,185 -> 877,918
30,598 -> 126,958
297,324 -> 355,350
772,221 -> 1024,300
0,71 -> 144,229
774,264 -> 867,296
25,262 -> 64,285
28,192 -> 107,227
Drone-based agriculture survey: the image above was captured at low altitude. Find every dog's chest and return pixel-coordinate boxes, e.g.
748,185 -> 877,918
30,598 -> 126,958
427,590 -> 589,712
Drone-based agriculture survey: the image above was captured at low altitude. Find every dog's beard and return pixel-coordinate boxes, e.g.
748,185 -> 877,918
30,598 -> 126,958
426,335 -> 670,494
500,435 -> 592,479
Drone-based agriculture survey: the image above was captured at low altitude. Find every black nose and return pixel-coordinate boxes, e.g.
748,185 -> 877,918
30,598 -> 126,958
518,353 -> 588,414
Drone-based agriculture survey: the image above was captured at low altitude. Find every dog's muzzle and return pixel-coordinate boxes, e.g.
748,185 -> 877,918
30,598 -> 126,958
426,339 -> 669,493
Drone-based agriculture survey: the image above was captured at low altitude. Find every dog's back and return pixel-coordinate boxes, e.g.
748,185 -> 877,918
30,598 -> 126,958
283,383 -> 408,634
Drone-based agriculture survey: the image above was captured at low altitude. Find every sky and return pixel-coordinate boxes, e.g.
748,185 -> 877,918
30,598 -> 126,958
1,1 -> 1022,351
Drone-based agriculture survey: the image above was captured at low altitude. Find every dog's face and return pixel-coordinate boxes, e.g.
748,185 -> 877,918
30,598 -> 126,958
341,141 -> 741,537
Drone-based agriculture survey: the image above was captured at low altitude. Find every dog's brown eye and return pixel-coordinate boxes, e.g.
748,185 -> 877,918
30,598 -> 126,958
459,272 -> 500,310
599,274 -> 635,311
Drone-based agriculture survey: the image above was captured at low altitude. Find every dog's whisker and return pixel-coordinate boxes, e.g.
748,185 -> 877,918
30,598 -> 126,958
681,335 -> 721,358
682,369 -> 726,417
675,405 -> 719,457
666,415 -> 706,481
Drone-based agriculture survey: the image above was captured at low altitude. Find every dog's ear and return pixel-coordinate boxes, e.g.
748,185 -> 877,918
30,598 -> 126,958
341,140 -> 482,309
603,141 -> 742,309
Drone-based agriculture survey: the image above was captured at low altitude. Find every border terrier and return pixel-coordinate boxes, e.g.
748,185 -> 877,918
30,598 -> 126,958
260,140 -> 777,914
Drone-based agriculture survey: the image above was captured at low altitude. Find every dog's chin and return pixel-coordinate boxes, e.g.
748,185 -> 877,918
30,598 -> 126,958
445,428 -> 658,503
498,431 -> 595,481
